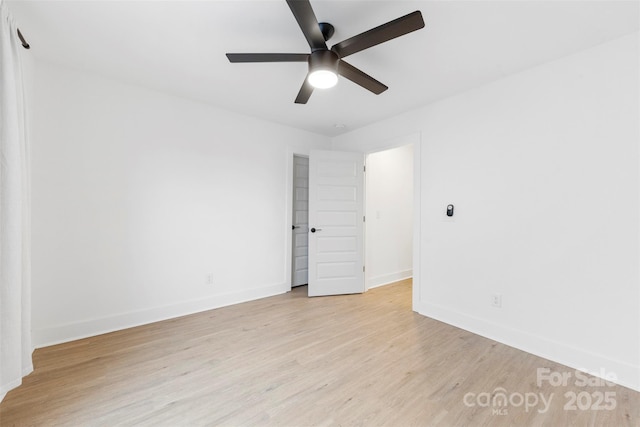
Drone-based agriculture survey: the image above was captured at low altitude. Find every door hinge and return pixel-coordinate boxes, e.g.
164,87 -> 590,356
363,266 -> 365,272
363,165 -> 366,172
363,216 -> 365,222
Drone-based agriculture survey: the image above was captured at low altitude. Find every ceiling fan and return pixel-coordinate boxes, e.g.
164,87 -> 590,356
226,0 -> 425,104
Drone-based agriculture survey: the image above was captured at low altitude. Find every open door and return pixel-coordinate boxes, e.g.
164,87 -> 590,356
308,150 -> 365,297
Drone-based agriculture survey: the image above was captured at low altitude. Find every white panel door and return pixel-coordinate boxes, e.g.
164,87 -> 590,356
292,156 -> 309,287
308,150 -> 365,297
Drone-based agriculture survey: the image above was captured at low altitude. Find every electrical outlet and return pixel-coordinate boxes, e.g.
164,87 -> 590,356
206,273 -> 214,285
492,293 -> 502,308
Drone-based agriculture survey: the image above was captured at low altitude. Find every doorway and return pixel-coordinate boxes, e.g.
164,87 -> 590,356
291,155 -> 309,287
364,144 -> 414,291
285,133 -> 421,308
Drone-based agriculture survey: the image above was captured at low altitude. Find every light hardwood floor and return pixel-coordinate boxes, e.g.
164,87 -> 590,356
1,280 -> 639,426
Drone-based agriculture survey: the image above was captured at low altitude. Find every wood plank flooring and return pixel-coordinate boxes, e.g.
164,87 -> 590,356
1,279 -> 639,426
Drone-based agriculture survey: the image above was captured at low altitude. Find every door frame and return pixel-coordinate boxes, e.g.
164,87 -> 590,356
284,133 -> 422,312
364,140 -> 417,292
291,154 -> 310,288
353,132 -> 422,311
285,149 -> 309,292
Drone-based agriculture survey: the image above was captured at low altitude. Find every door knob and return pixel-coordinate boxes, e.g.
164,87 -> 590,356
310,227 -> 322,233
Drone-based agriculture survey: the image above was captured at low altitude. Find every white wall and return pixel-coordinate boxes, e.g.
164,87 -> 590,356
333,34 -> 640,391
365,145 -> 413,288
30,60 -> 330,346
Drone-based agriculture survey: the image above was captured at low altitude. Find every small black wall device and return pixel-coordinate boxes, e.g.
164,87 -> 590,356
446,204 -> 454,217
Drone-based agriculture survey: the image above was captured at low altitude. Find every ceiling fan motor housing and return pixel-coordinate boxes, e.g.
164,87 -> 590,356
309,50 -> 339,74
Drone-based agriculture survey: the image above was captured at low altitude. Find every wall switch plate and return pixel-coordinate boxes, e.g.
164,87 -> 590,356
206,273 -> 214,285
492,293 -> 502,308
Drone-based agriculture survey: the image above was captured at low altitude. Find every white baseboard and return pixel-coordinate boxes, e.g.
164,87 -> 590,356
367,269 -> 413,289
33,282 -> 288,348
416,300 -> 640,392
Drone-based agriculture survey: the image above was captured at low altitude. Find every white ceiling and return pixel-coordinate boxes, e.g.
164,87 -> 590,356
8,0 -> 640,136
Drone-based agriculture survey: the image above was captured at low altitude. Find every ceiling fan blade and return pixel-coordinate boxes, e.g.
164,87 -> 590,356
337,61 -> 388,95
295,77 -> 314,104
226,53 -> 309,63
331,10 -> 425,58
286,0 -> 327,51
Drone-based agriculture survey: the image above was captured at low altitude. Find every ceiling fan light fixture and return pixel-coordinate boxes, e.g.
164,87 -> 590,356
308,69 -> 338,89
308,50 -> 339,89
